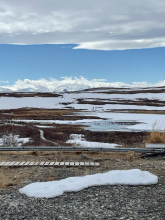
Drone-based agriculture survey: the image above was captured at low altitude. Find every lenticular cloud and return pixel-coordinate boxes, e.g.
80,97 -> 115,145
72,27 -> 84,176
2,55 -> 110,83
1,77 -> 165,93
19,169 -> 158,198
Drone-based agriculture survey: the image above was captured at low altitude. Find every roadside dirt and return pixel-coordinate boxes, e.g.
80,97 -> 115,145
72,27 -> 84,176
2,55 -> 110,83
0,150 -> 164,189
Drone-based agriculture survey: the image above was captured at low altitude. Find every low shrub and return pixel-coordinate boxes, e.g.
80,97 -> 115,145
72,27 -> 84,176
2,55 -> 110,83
1,133 -> 20,147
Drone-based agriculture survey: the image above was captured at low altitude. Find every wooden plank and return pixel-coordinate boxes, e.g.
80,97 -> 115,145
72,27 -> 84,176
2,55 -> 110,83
24,162 -> 31,166
18,162 -> 26,166
70,162 -> 74,166
13,162 -> 21,166
94,162 -> 100,166
49,162 -> 55,166
29,162 -> 35,166
8,162 -> 15,166
11,162 -> 18,166
84,162 -> 90,166
3,162 -> 13,166
0,161 -> 100,167
0,162 -> 7,166
34,162 -> 40,165
89,162 -> 95,166
8,162 -> 17,166
75,162 -> 79,166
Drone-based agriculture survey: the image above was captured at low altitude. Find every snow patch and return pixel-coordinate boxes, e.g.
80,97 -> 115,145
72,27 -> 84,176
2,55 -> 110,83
66,134 -> 119,148
19,169 -> 158,198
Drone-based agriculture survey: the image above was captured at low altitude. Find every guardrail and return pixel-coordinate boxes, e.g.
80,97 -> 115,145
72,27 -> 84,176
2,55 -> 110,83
0,146 -> 164,153
145,143 -> 165,149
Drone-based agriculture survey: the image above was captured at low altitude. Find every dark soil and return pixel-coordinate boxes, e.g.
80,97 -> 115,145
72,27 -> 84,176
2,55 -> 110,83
0,92 -> 62,97
77,98 -> 165,107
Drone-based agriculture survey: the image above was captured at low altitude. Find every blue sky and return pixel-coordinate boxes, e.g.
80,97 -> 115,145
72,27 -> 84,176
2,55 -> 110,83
0,0 -> 165,90
0,44 -> 165,86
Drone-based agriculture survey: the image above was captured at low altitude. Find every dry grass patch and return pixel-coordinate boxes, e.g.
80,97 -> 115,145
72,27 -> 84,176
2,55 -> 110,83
46,169 -> 55,181
148,131 -> 165,143
98,151 -> 141,162
0,166 -> 50,189
0,168 -> 14,188
147,122 -> 165,143
1,108 -> 80,120
0,167 -> 30,189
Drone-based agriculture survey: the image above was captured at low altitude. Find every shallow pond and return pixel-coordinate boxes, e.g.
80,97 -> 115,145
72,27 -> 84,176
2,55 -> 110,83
82,119 -> 143,132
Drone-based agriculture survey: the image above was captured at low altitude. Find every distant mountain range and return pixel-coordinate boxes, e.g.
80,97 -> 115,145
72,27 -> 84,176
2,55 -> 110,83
1,77 -> 165,93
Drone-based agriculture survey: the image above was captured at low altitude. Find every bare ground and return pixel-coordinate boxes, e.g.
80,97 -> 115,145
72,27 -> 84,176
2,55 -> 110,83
0,150 -> 164,190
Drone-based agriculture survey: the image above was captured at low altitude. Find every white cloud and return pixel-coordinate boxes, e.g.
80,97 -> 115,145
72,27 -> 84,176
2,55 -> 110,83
0,77 -> 165,92
0,80 -> 9,84
1,0 -> 165,50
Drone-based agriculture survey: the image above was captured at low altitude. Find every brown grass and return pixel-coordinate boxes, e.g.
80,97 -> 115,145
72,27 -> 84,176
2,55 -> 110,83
46,169 -> 55,181
0,168 -> 14,188
147,121 -> 165,143
0,149 -> 156,190
0,108 -> 80,120
54,151 -> 66,161
0,166 -> 50,189
0,167 -> 31,189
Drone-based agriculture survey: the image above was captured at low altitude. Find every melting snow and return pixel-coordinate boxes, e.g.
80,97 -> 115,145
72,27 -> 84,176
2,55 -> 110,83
19,169 -> 158,198
66,134 -> 119,148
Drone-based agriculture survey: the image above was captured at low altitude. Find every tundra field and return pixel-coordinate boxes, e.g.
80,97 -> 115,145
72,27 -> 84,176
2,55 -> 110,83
1,86 -> 165,147
0,86 -> 165,189
0,87 -> 165,148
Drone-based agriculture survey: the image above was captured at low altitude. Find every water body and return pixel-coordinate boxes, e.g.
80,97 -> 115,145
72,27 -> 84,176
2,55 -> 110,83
83,119 -> 144,132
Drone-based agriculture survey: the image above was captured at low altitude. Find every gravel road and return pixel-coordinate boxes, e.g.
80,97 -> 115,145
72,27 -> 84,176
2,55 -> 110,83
0,153 -> 165,220
0,174 -> 165,220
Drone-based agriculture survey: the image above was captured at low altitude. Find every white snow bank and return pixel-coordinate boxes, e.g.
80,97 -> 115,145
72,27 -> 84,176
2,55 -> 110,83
66,134 -> 119,148
19,169 -> 158,198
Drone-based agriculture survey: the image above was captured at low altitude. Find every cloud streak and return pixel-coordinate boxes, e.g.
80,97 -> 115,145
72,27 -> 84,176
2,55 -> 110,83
1,0 -> 165,50
1,77 -> 165,92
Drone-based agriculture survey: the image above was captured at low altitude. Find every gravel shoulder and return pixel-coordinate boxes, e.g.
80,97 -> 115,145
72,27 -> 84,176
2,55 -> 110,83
0,151 -> 165,220
1,178 -> 165,220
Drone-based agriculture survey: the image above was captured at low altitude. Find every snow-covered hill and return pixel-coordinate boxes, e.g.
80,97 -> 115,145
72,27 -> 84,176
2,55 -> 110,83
1,77 -> 165,93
